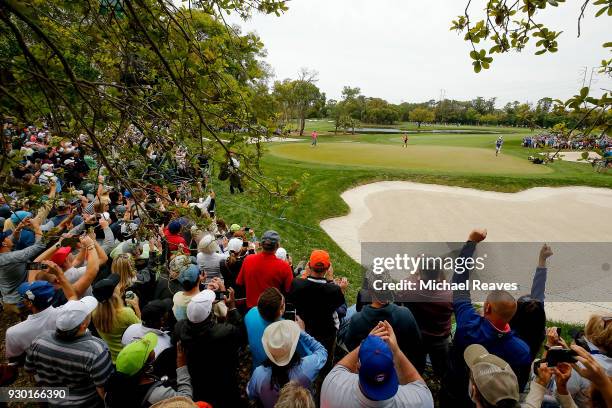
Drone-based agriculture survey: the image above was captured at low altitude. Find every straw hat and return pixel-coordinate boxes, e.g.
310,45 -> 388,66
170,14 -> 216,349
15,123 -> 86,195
262,320 -> 301,366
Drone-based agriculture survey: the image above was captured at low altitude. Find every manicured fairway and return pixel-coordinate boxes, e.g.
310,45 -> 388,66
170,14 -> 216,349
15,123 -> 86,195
269,142 -> 552,175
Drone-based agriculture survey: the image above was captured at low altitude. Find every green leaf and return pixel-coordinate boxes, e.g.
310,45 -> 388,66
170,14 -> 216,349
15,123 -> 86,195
479,49 -> 486,57
604,42 -> 612,48
482,61 -> 490,69
595,6 -> 607,17
580,87 -> 589,98
535,49 -> 546,55
470,50 -> 479,60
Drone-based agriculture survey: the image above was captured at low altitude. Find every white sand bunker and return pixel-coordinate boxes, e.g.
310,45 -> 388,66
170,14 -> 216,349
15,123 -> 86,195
321,181 -> 612,322
539,151 -> 602,163
248,136 -> 301,143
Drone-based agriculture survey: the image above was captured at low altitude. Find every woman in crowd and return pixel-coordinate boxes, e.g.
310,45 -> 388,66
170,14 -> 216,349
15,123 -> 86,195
196,234 -> 228,282
92,274 -> 141,362
565,314 -> 612,407
247,320 -> 327,408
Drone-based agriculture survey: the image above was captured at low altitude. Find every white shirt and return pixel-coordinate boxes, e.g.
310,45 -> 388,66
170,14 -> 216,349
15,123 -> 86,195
196,251 -> 228,281
64,266 -> 92,297
5,306 -> 61,358
121,324 -> 172,358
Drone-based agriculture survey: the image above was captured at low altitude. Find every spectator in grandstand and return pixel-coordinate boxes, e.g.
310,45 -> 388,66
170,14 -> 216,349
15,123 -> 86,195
31,234 -> 103,302
528,359 -> 577,408
220,237 -> 250,297
441,229 -> 531,408
172,264 -> 205,320
289,250 -> 347,371
400,261 -> 452,379
164,220 -> 190,255
0,217 -> 45,312
510,244 -> 553,360
274,381 -> 316,408
92,273 -> 141,362
236,230 -> 293,308
564,314 -> 612,407
5,263 -> 77,363
247,320 -> 327,407
321,321 -> 433,408
105,334 -> 193,407
245,288 -> 312,369
122,298 -> 174,360
463,344 -> 521,408
25,296 -> 113,408
345,290 -> 426,374
173,288 -> 244,407
196,233 -> 228,281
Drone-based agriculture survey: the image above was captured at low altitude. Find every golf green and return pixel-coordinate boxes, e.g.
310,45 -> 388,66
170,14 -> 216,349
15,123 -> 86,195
268,142 -> 552,175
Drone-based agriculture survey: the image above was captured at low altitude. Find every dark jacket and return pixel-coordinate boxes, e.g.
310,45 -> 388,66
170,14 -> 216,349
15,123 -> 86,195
345,303 -> 426,373
173,309 -> 245,408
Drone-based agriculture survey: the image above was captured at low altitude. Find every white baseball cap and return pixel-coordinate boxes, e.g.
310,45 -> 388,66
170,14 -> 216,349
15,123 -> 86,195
186,290 -> 216,323
227,238 -> 243,253
275,247 -> 288,260
56,296 -> 98,331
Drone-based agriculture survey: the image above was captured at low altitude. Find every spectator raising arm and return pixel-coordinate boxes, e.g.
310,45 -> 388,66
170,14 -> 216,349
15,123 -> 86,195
42,260 -> 78,301
374,321 -> 423,385
451,228 -> 487,309
71,235 -> 100,298
531,243 -> 553,302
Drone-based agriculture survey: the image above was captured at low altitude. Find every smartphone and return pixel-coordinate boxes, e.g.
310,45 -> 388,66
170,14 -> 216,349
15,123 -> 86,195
283,303 -> 297,321
242,241 -> 249,248
215,291 -> 229,301
243,227 -> 250,232
62,236 -> 80,249
26,262 -> 49,271
545,348 -> 577,367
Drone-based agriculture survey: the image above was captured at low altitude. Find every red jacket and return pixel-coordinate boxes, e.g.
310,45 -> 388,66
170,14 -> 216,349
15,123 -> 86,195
163,227 -> 190,255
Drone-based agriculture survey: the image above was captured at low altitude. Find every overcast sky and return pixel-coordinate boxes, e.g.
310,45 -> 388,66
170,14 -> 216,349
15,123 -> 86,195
227,0 -> 611,107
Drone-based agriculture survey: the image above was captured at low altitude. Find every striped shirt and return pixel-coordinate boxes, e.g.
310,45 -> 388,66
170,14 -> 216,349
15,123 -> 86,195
25,331 -> 113,408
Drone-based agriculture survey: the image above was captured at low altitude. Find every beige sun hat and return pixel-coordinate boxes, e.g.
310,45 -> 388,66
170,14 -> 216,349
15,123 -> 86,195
262,320 -> 301,366
464,344 -> 519,405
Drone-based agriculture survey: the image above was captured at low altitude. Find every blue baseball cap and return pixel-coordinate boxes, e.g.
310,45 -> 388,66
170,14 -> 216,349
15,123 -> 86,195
18,281 -> 55,308
0,229 -> 13,242
358,335 -> 399,401
10,210 -> 32,224
168,220 -> 182,234
177,264 -> 200,284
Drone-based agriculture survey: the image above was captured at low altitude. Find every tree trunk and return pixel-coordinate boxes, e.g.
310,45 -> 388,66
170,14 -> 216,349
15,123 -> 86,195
299,114 -> 305,136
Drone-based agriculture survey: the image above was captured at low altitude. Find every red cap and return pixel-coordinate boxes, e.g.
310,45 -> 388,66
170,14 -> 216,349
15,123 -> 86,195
51,246 -> 72,266
309,250 -> 331,271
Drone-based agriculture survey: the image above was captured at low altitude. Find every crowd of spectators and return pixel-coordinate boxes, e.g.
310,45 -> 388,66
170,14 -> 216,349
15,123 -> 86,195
522,133 -> 611,151
1,121 -> 611,408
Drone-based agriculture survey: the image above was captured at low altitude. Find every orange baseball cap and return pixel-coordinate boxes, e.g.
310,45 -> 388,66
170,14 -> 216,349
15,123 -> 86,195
309,250 -> 330,270
51,246 -> 72,266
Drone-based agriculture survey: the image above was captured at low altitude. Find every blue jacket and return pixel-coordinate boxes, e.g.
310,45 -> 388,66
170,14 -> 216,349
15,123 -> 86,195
452,241 -> 532,391
245,307 -> 312,370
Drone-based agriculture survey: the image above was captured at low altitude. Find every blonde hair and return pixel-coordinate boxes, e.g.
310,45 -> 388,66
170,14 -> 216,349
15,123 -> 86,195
274,382 -> 315,408
585,314 -> 612,353
92,293 -> 122,333
112,254 -> 136,295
